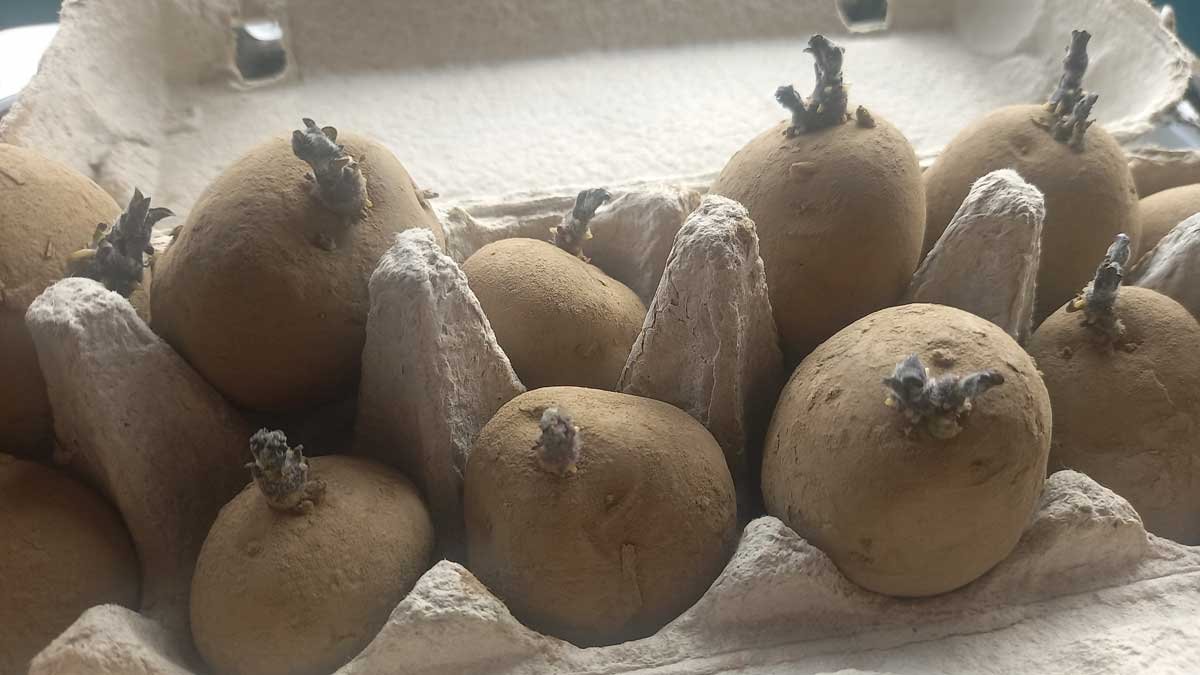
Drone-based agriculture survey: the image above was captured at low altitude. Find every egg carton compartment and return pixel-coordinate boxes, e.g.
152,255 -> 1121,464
5,1 -> 1200,674
14,183 -> 1200,675
28,474 -> 1200,674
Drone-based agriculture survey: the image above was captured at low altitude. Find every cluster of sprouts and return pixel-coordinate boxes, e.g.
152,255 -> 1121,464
1065,233 -> 1132,342
775,35 -> 852,135
292,117 -> 370,219
246,428 -> 326,514
533,406 -> 582,477
66,188 -> 172,297
1040,30 -> 1098,150
883,354 -> 1006,439
550,188 -> 611,260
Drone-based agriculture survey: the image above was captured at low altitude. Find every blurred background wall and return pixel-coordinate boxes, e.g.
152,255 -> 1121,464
0,0 -> 59,29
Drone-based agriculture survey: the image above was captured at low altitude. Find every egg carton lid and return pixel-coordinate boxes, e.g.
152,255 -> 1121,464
0,0 -> 1191,234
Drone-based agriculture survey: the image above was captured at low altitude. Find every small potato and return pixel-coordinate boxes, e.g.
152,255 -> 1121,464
465,387 -> 737,646
923,32 -> 1140,325
711,35 -> 926,360
463,237 -> 645,391
191,438 -> 435,675
1136,183 -> 1200,256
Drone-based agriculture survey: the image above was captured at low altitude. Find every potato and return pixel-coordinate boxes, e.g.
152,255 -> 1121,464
0,144 -> 121,456
922,31 -> 1140,324
1028,245 -> 1200,544
762,304 -> 1051,597
1136,183 -> 1200,257
711,35 -> 925,359
463,194 -> 646,390
465,387 -> 737,646
190,432 -> 435,675
0,453 -> 140,674
152,119 -> 445,412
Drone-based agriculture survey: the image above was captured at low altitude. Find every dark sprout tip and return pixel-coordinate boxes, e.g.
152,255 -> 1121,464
776,34 -> 850,136
552,188 -> 611,258
68,188 -> 172,297
1065,233 -> 1130,341
291,117 -> 368,218
246,428 -> 325,513
883,354 -> 1005,439
534,406 -> 581,477
1044,30 -> 1098,150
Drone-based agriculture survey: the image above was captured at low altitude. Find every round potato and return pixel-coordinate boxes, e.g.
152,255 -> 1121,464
152,121 -> 445,412
1029,285 -> 1200,544
465,387 -> 737,646
463,238 -> 645,390
711,36 -> 925,359
191,440 -> 435,675
1136,183 -> 1200,256
762,304 -> 1051,596
923,32 -> 1139,324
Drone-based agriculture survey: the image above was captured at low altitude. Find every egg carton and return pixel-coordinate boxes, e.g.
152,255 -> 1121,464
5,0 -> 1200,673
28,476 -> 1200,674
17,233 -> 1200,675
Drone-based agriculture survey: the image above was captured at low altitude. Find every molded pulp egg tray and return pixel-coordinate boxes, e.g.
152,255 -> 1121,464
4,0 -> 1200,673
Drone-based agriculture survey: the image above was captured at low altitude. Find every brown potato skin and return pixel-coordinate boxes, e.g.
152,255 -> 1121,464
0,453 -> 140,674
190,455 -> 435,675
1136,183 -> 1200,257
465,387 -> 737,646
0,144 -> 122,457
1028,286 -> 1200,544
711,117 -> 925,360
922,105 -> 1140,324
151,134 -> 445,412
463,239 -> 646,390
762,304 -> 1051,597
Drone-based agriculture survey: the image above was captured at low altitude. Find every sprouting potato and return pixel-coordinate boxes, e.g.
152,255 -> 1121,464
0,144 -> 124,456
462,190 -> 646,390
190,430 -> 435,675
923,31 -> 1140,325
711,35 -> 926,360
464,387 -> 737,646
151,119 -> 445,412
1028,235 -> 1200,544
762,304 -> 1052,597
